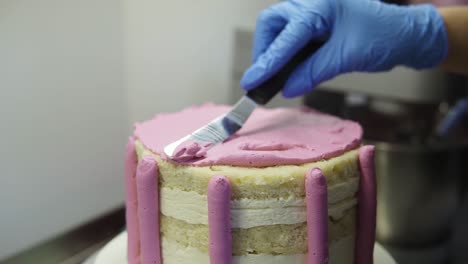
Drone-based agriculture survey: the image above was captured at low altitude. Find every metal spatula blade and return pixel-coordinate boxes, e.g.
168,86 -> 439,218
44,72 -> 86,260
164,41 -> 324,159
163,95 -> 257,157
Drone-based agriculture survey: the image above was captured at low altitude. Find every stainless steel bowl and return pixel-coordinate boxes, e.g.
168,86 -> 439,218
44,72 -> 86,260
372,141 -> 464,247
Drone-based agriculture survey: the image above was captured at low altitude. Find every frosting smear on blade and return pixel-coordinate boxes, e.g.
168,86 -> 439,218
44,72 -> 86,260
172,140 -> 210,162
134,104 -> 362,167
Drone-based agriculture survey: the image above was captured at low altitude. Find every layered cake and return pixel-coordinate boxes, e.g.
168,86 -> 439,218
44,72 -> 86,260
124,104 -> 376,264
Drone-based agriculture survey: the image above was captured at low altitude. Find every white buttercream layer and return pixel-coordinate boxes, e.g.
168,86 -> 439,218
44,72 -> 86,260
162,235 -> 355,264
160,177 -> 358,228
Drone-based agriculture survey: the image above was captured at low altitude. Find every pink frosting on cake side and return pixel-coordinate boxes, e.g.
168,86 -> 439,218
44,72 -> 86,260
305,168 -> 329,264
134,104 -> 362,167
355,146 -> 377,264
125,138 -> 140,264
208,175 -> 232,264
136,156 -> 161,264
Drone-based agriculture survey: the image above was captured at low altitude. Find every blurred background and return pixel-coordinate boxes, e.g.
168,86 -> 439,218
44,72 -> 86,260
0,0 -> 467,263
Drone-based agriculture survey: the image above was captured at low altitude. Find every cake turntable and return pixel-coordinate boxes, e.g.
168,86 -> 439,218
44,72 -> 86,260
85,232 -> 397,264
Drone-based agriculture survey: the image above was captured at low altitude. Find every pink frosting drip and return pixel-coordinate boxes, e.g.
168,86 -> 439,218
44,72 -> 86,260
136,156 -> 161,264
134,104 -> 362,167
305,168 -> 329,264
125,138 -> 140,264
208,175 -> 232,264
355,146 -> 377,264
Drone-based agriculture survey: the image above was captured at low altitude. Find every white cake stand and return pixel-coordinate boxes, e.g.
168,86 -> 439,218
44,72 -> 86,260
90,232 -> 396,264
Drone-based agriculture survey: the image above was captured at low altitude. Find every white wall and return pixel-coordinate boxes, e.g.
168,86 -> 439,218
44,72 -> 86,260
0,0 -> 279,259
124,0 -> 277,122
0,0 -> 127,259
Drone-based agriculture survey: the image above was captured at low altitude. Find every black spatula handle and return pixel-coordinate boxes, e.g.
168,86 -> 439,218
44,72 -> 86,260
246,41 -> 324,105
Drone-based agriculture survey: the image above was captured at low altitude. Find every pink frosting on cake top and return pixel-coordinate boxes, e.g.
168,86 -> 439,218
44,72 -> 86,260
134,103 -> 362,167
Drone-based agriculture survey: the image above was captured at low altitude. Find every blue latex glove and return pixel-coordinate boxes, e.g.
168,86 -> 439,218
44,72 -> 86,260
241,0 -> 448,97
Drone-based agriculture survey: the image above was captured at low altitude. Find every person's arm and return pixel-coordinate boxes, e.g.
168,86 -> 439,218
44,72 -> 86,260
439,7 -> 468,75
241,0 -> 449,97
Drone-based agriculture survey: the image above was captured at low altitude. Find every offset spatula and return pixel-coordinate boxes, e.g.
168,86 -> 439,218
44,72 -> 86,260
164,41 -> 324,159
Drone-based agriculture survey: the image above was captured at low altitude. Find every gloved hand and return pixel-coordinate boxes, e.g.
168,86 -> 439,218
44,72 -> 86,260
241,0 -> 448,97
